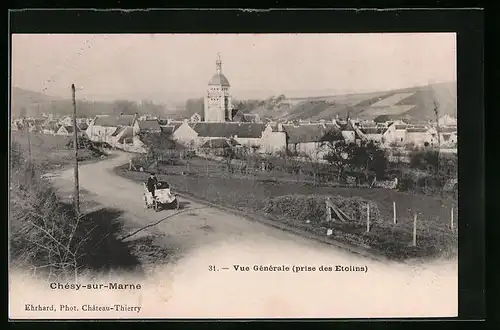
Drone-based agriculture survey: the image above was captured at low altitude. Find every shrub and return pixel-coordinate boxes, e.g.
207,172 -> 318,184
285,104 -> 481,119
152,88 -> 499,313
9,146 -> 134,279
259,194 -> 382,228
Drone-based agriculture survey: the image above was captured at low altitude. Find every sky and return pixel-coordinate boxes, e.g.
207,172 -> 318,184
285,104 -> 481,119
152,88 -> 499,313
11,33 -> 456,104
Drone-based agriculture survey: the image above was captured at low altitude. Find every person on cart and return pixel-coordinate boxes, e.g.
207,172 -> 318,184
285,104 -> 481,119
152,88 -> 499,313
146,172 -> 159,198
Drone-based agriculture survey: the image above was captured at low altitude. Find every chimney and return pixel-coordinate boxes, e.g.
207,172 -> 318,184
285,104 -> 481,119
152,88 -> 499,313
277,123 -> 283,132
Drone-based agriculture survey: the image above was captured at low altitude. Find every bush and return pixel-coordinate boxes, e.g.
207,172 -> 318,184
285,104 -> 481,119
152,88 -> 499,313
259,194 -> 382,228
9,146 -> 135,279
409,148 -> 440,172
10,167 -> 78,278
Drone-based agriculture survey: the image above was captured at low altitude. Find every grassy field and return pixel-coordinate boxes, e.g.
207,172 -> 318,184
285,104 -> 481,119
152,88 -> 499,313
116,159 -> 458,261
10,131 -> 105,172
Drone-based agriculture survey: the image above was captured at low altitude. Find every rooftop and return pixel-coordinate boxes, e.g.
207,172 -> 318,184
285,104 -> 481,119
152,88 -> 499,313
189,122 -> 266,139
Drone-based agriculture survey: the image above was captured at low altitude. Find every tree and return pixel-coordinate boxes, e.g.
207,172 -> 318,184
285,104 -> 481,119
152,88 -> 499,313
113,100 -> 139,115
374,115 -> 392,123
323,140 -> 352,181
221,146 -> 236,173
409,148 -> 439,172
139,131 -> 180,162
185,98 -> 204,117
140,100 -> 165,118
350,141 -> 388,178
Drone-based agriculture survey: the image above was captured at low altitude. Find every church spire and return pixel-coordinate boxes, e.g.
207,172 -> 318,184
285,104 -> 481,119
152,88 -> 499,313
216,52 -> 222,74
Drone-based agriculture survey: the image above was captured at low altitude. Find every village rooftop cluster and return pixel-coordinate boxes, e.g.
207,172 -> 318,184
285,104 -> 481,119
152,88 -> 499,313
11,54 -> 457,159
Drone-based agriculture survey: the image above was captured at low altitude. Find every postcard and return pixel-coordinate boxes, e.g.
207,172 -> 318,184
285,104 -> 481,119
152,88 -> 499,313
9,30 -> 459,319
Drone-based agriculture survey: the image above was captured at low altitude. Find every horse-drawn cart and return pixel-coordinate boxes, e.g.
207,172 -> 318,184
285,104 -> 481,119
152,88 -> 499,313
143,181 -> 179,212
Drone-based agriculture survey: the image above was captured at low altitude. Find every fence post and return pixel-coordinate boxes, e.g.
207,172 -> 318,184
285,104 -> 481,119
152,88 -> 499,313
412,213 -> 417,247
325,198 -> 332,222
393,201 -> 397,225
366,204 -> 370,233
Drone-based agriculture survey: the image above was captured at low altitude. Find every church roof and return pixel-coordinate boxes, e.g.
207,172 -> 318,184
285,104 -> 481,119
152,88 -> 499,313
208,73 -> 230,87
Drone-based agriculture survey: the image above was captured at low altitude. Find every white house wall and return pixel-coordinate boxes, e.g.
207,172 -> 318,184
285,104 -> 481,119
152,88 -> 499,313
260,130 -> 287,154
234,137 -> 261,148
364,134 -> 383,143
172,123 -> 198,146
382,127 -> 407,146
87,124 -> 118,144
406,133 -> 431,146
341,131 -> 356,143
132,121 -> 141,135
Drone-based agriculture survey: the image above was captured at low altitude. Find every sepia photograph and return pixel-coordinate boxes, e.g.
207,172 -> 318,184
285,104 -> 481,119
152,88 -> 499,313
9,32 -> 459,319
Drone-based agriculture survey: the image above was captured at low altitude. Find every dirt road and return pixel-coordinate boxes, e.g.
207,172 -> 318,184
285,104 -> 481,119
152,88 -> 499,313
11,151 -> 458,319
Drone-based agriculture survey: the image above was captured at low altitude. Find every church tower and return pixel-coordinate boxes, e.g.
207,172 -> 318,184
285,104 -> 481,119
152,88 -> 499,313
204,53 -> 232,122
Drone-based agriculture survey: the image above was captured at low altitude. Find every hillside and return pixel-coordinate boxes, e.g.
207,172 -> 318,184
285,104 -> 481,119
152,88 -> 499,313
252,82 -> 457,122
10,87 -> 178,119
11,87 -> 63,117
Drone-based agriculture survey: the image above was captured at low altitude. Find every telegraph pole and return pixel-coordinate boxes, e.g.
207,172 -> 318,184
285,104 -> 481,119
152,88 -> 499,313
71,84 -> 80,215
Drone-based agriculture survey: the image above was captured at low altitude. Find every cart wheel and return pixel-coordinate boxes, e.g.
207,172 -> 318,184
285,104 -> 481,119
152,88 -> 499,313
174,198 -> 179,210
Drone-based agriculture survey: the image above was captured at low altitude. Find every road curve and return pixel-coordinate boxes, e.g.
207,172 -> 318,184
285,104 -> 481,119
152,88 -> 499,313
42,151 -> 458,319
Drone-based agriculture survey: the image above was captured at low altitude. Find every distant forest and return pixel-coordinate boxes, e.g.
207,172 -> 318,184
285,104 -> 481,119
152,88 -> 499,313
12,99 -> 169,119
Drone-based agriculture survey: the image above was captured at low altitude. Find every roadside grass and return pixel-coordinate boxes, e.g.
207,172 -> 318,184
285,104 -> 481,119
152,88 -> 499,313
10,131 -> 106,172
116,164 -> 458,261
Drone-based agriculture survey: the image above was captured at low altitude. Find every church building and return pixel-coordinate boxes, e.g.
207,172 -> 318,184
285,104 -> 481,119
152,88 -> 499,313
203,53 -> 233,122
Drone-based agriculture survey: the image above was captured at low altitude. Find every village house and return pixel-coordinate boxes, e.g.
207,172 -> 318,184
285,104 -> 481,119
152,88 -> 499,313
26,119 -> 44,133
132,119 -> 162,135
191,122 -> 267,150
111,126 -> 145,152
358,126 -> 387,144
380,120 -> 408,147
438,114 -> 457,127
167,120 -> 274,152
56,125 -> 83,137
260,123 -> 287,154
86,114 -> 137,145
58,116 -> 73,127
438,126 -> 458,148
282,123 -> 343,158
11,118 -> 25,131
169,120 -> 198,146
78,122 -> 89,132
200,138 -> 241,153
406,126 -> 434,147
338,120 -> 357,143
42,121 -> 60,135
160,122 -> 183,136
